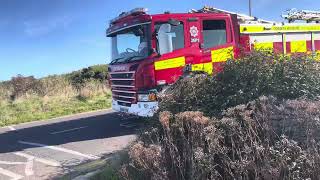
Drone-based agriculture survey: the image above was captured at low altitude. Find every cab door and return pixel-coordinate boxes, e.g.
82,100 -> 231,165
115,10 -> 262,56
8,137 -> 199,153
200,16 -> 235,74
153,18 -> 188,85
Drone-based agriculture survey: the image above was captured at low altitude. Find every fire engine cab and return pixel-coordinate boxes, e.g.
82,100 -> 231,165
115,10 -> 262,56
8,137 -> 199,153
106,6 -> 320,117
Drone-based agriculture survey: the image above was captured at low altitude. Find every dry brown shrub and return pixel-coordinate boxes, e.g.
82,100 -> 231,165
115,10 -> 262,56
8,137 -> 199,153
40,75 -> 76,97
127,142 -> 166,180
124,97 -> 320,180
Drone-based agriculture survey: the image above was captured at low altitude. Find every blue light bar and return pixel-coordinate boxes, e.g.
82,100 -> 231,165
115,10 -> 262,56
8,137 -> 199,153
110,8 -> 148,24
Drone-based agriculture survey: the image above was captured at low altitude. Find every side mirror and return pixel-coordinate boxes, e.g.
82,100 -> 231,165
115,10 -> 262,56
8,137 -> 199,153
157,24 -> 174,55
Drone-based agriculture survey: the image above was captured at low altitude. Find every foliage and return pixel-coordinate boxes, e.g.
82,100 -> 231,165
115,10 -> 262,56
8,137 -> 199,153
9,75 -> 44,100
0,81 -> 12,102
123,97 -> 320,180
0,89 -> 111,127
120,52 -> 320,180
68,64 -> 108,88
0,65 -> 111,127
91,165 -> 120,180
160,52 -> 320,117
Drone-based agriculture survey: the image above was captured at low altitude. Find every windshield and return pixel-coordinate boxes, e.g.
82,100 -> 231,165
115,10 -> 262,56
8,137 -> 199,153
109,24 -> 151,64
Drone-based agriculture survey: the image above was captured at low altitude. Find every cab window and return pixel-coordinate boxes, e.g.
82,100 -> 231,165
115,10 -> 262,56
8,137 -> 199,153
155,22 -> 185,54
170,23 -> 185,50
202,20 -> 227,49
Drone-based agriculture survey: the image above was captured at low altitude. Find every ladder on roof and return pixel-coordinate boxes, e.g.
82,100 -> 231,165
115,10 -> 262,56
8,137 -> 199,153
282,9 -> 320,23
190,6 -> 274,24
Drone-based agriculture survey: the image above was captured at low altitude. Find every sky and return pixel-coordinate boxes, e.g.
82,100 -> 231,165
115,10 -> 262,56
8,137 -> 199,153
0,0 -> 319,81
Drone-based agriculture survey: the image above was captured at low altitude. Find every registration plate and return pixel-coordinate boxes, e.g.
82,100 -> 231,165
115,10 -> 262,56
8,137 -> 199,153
120,107 -> 129,113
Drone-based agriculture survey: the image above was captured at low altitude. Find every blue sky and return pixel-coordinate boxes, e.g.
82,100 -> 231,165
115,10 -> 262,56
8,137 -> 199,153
0,0 -> 319,81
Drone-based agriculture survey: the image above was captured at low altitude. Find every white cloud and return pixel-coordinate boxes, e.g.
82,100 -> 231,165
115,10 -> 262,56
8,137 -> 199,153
24,15 -> 73,37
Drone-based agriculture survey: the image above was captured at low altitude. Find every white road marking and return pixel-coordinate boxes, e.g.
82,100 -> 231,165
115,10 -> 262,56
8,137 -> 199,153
0,167 -> 23,180
0,161 -> 25,165
7,126 -> 16,131
120,123 -> 136,128
120,124 -> 136,128
18,141 -> 99,160
24,159 -> 34,176
17,153 -> 35,176
14,152 -> 61,167
50,126 -> 87,135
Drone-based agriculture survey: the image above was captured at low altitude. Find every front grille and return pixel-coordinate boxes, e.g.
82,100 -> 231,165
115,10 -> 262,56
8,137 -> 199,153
114,91 -> 135,97
110,71 -> 136,105
111,80 -> 133,86
110,71 -> 135,88
110,72 -> 134,79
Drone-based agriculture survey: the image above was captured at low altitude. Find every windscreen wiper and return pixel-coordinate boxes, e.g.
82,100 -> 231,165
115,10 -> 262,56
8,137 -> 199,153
110,57 -> 124,65
124,55 -> 144,63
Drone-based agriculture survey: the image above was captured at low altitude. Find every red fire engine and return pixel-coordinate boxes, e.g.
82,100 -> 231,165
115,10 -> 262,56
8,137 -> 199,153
106,6 -> 320,117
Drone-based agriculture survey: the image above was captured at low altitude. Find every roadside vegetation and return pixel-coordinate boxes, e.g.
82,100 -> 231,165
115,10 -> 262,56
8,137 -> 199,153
94,52 -> 320,180
0,64 -> 111,127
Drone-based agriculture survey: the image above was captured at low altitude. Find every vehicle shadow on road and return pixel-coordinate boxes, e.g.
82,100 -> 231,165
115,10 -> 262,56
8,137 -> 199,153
0,111 -> 145,154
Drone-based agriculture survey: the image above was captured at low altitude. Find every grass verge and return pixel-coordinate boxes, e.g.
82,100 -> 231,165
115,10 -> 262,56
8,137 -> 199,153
0,91 -> 111,127
0,87 -> 111,127
0,64 -> 111,127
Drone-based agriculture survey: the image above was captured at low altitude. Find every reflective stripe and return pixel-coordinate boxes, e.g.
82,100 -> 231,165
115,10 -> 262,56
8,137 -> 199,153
291,41 -> 307,53
241,26 -> 265,33
155,57 -> 185,70
241,24 -> 320,33
254,42 -> 274,51
211,46 -> 234,62
283,34 -> 287,54
191,62 -> 213,75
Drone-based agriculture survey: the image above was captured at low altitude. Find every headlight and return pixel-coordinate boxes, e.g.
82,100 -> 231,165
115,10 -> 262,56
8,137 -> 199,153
138,93 -> 157,102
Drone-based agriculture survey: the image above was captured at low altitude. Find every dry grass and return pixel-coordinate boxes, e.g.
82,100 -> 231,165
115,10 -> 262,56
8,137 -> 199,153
0,82 -> 12,102
0,76 -> 111,127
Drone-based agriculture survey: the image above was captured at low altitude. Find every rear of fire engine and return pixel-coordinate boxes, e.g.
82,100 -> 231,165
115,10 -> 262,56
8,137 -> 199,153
107,7 -> 320,117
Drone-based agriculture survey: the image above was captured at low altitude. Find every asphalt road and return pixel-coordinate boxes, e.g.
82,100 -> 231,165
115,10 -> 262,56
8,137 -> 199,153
0,109 -> 144,180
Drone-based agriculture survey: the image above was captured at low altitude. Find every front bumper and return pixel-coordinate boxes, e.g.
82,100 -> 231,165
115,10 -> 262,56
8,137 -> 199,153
112,99 -> 158,117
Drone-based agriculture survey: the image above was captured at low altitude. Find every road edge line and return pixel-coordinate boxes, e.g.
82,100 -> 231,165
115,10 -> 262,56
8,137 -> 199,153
18,141 -> 100,160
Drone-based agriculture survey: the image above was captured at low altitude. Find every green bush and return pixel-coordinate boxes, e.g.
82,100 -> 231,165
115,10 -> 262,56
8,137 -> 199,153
160,51 -> 320,117
69,64 -> 108,88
